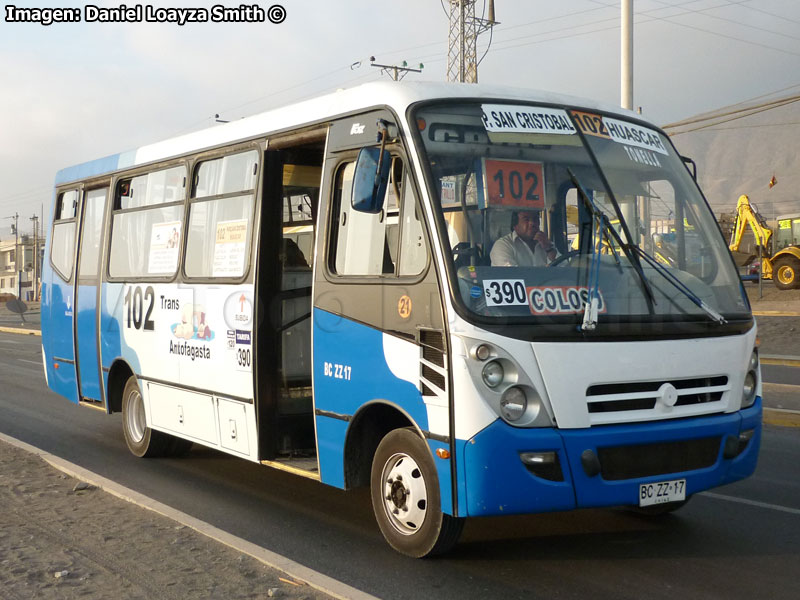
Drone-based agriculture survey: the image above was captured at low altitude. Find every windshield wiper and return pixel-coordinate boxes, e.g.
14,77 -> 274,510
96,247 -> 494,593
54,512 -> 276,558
629,246 -> 727,324
567,169 -> 657,329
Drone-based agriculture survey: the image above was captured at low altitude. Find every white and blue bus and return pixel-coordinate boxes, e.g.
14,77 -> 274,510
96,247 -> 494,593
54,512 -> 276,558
42,82 -> 761,557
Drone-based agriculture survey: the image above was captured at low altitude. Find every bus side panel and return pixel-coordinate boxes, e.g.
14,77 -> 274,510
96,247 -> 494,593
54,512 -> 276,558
100,283 -> 141,377
41,266 -> 79,404
427,438 -> 454,515
101,282 -> 255,395
313,308 -> 432,487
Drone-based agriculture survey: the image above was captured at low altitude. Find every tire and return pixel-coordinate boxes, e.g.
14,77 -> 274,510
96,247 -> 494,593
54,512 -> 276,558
629,496 -> 691,516
121,376 -> 170,458
772,257 -> 800,290
370,429 -> 464,558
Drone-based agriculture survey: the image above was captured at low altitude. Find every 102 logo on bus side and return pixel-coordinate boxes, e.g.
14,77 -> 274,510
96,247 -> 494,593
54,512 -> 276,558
124,285 -> 155,331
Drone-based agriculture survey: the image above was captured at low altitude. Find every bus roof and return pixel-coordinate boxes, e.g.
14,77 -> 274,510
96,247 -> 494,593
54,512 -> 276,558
54,81 -> 637,186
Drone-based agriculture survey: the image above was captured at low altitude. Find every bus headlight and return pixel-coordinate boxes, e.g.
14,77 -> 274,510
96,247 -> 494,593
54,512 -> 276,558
742,370 -> 757,408
748,349 -> 759,372
482,360 -> 504,388
500,386 -> 527,421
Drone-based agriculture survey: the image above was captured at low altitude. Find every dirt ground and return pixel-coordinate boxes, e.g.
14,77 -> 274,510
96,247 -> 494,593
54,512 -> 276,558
0,441 -> 333,600
745,284 -> 800,356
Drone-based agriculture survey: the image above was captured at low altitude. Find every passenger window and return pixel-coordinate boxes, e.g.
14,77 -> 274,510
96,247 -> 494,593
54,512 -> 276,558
109,166 -> 186,279
51,189 -> 79,281
185,150 -> 258,279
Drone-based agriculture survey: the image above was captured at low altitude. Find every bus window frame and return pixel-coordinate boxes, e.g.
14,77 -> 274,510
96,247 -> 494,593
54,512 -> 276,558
49,187 -> 80,283
322,148 -> 432,286
105,160 -> 189,284
181,145 -> 262,285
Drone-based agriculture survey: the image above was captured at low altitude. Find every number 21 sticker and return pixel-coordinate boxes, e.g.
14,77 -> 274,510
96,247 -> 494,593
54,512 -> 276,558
398,295 -> 412,319
483,279 -> 528,307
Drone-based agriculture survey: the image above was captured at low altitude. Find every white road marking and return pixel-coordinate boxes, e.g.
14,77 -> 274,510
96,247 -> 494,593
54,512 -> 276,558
19,359 -> 42,366
701,491 -> 800,515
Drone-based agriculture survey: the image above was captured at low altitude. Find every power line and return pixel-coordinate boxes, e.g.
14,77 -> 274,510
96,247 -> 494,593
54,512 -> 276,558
668,96 -> 800,135
684,120 -> 800,133
664,93 -> 800,129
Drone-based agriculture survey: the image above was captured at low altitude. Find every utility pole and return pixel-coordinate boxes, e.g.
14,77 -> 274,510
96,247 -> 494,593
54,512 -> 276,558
369,57 -> 424,81
621,0 -> 634,110
446,0 -> 498,83
30,214 -> 39,301
7,213 -> 20,300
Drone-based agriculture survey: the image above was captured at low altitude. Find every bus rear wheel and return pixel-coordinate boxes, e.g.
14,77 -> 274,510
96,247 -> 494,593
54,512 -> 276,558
121,376 -> 170,458
370,428 -> 464,558
773,257 -> 800,290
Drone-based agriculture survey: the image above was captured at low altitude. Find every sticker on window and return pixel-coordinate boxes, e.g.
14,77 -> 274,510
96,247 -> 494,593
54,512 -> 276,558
483,279 -> 528,307
527,286 -> 606,315
481,104 -> 576,135
213,219 -> 248,277
603,117 -> 668,156
572,111 -> 668,157
147,221 -> 181,274
441,180 -> 457,206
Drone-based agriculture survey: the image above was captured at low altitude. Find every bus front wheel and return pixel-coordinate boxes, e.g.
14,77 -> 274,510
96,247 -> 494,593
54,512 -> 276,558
121,376 -> 170,458
370,428 -> 464,557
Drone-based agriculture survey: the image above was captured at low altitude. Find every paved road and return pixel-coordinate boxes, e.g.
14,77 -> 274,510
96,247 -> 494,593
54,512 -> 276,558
1,332 -> 798,599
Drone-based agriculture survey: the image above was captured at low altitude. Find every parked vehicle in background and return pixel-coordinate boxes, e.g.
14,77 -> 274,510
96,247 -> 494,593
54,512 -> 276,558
727,194 -> 800,289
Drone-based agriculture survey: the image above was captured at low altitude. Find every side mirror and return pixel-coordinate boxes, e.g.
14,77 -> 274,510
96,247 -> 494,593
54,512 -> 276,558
352,147 -> 391,213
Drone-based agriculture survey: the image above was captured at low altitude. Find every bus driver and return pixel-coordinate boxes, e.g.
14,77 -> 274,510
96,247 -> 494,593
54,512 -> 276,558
490,210 -> 558,267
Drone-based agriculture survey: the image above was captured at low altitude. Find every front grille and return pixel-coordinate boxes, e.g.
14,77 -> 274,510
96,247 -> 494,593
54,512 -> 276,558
587,376 -> 727,397
586,376 -> 728,416
597,436 -> 721,480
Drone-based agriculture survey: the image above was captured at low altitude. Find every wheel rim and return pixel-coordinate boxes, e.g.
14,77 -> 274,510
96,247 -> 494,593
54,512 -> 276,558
125,387 -> 146,443
380,452 -> 428,536
777,265 -> 795,285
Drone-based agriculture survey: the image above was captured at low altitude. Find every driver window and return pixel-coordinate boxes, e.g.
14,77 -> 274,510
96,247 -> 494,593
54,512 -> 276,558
330,157 -> 427,278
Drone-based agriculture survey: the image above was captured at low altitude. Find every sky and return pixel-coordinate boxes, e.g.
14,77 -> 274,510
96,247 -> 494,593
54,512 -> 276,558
2,0 -> 799,239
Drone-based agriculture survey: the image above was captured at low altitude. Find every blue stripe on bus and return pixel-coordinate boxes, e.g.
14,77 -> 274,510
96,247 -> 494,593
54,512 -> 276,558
41,280 -> 79,404
313,308 -> 431,489
461,399 -> 762,517
55,153 -> 123,185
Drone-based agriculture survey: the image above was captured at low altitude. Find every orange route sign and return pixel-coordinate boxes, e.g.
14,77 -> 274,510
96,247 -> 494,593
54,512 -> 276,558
483,159 -> 544,209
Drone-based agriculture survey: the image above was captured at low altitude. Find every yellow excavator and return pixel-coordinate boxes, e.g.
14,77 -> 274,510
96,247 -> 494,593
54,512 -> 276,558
728,194 -> 800,289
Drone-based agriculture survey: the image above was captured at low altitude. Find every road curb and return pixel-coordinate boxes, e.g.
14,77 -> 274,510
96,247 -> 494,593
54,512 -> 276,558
0,432 -> 379,600
761,355 -> 800,368
753,310 -> 800,317
763,408 -> 800,428
0,325 -> 40,336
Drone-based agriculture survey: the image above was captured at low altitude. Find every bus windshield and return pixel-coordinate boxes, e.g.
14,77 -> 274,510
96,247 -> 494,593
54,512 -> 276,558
413,101 -> 749,325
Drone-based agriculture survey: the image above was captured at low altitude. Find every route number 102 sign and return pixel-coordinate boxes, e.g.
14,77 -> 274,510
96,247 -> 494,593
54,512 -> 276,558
482,159 -> 544,209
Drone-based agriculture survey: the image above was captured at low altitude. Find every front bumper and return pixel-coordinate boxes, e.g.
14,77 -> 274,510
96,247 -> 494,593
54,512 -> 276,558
459,398 -> 762,517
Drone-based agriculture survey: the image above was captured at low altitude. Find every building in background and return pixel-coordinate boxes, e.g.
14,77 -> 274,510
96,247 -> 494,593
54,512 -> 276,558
0,235 -> 45,301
